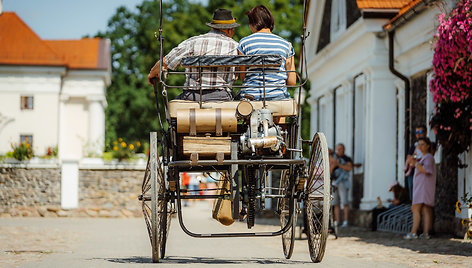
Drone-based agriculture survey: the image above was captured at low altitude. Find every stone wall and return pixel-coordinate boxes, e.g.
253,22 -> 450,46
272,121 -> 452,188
0,167 -> 61,215
0,166 -> 144,218
79,169 -> 143,217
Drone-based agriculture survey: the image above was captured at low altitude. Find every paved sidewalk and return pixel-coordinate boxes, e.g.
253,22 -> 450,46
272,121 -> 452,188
320,226 -> 472,267
0,201 -> 471,267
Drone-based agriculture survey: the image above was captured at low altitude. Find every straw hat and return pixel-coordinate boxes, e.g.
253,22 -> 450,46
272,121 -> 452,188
206,9 -> 240,29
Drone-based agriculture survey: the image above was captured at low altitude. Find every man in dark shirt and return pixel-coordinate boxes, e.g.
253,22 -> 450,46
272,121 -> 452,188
331,143 -> 352,227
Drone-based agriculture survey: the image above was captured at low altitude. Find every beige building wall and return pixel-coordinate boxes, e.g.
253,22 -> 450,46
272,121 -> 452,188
0,67 -> 63,156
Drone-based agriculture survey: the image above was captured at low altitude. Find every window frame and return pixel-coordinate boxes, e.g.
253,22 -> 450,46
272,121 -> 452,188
20,134 -> 33,147
330,0 -> 347,42
20,96 -> 34,110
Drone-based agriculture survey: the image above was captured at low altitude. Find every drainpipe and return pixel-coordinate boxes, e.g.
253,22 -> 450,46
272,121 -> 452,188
388,30 -> 411,157
385,0 -> 436,153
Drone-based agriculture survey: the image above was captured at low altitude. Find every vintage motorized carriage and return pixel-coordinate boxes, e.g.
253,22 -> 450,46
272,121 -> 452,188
138,0 -> 330,263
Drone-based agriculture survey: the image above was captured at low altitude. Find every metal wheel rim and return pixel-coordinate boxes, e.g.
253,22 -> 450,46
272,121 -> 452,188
304,132 -> 330,263
141,132 -> 168,263
159,201 -> 173,258
279,170 -> 296,259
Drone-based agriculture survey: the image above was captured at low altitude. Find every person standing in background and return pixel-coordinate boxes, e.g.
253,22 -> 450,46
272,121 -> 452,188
331,143 -> 353,227
404,137 -> 436,239
405,125 -> 427,201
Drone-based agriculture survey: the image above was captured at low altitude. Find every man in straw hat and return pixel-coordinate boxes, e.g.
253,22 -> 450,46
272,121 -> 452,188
148,9 -> 240,101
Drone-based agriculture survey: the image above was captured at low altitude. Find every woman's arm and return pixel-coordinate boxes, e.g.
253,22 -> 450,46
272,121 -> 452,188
415,162 -> 430,175
238,50 -> 246,82
414,155 -> 433,175
285,55 -> 296,86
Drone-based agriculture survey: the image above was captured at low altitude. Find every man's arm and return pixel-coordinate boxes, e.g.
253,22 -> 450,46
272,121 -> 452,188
147,58 -> 168,85
148,38 -> 191,85
285,55 -> 296,86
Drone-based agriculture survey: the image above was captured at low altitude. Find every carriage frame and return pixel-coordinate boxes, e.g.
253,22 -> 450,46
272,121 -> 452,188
138,0 -> 331,263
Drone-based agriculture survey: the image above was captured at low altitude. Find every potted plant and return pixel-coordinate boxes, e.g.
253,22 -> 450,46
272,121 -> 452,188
456,194 -> 472,239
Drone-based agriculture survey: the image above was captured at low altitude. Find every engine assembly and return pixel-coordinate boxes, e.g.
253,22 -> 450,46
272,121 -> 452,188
239,105 -> 286,156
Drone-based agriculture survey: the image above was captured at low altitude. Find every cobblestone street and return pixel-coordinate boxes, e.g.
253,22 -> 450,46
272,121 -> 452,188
1,202 -> 471,267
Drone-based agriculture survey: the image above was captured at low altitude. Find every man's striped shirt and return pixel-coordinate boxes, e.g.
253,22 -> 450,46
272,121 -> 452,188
237,32 -> 295,100
165,30 -> 238,92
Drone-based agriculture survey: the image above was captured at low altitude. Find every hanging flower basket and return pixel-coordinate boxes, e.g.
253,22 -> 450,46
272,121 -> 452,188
430,0 -> 472,157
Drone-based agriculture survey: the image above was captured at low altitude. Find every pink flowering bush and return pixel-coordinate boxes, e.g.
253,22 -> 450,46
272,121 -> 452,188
430,0 -> 472,156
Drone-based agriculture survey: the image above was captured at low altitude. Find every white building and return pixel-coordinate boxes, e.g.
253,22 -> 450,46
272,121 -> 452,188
305,0 -> 471,219
0,12 -> 110,161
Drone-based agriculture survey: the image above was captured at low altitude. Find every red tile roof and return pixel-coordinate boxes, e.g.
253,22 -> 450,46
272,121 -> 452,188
357,0 -> 413,9
46,39 -> 108,69
0,12 -> 63,66
384,0 -> 423,30
0,12 -> 108,70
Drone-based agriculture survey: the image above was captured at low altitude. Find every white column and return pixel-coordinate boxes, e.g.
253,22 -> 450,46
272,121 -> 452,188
395,83 -> 406,186
61,158 -> 79,209
86,96 -> 106,157
307,85 -> 319,138
353,74 -> 366,175
58,94 -> 69,160
319,91 -> 334,147
360,70 -> 397,210
310,99 -> 318,138
335,82 -> 353,156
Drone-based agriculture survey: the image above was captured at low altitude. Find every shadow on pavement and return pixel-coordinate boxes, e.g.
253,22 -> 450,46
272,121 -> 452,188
103,256 -> 310,264
335,226 -> 472,257
103,256 -> 150,263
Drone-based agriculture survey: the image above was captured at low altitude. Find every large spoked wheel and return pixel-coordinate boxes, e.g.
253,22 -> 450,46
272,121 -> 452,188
304,132 -> 330,263
278,170 -> 297,259
141,132 -> 170,263
159,199 -> 172,258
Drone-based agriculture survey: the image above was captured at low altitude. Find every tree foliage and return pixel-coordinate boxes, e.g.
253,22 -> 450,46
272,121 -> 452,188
98,0 -> 309,147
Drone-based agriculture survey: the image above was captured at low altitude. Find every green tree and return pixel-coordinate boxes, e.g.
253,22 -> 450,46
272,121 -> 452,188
97,0 -> 210,147
208,0 -> 305,62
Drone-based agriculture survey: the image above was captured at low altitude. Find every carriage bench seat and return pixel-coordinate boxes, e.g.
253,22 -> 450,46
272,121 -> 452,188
168,99 -> 298,119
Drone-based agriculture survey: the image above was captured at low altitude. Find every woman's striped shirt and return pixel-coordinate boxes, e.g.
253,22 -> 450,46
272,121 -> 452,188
237,32 -> 294,100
